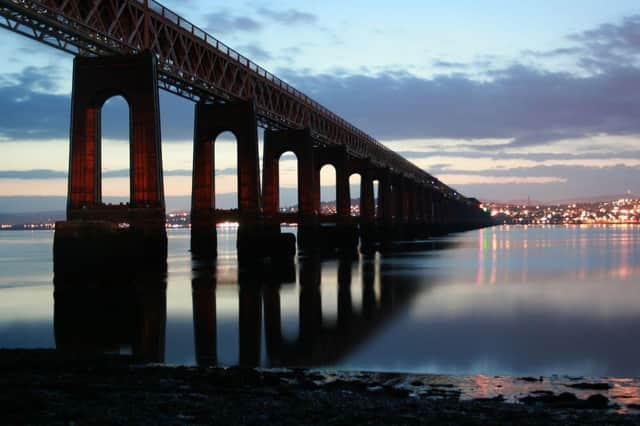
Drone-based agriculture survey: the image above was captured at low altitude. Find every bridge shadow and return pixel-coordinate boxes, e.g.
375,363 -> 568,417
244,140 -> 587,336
51,239 -> 454,367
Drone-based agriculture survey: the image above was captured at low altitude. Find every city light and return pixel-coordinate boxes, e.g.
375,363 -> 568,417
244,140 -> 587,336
487,198 -> 640,225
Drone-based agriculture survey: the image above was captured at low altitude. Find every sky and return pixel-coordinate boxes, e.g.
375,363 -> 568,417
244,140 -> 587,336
2,0 -> 640,209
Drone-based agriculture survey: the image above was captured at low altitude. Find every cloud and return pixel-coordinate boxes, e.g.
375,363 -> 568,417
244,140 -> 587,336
0,66 -> 70,140
522,47 -> 583,59
281,60 -> 640,148
237,44 -> 272,62
203,12 -> 262,35
0,63 -> 198,142
258,7 -> 317,25
570,14 -> 640,70
0,168 -> 240,179
432,60 -> 468,69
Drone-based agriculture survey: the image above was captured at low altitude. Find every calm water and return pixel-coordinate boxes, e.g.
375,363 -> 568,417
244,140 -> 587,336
1,225 -> 640,378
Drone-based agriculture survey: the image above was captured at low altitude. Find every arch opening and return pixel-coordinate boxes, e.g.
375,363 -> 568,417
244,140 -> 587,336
373,179 -> 380,218
214,131 -> 238,211
320,164 -> 337,216
100,95 -> 130,205
349,173 -> 361,217
278,151 -> 298,213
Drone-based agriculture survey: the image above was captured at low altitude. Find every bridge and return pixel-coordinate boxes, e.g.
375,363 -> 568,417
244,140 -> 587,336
0,0 -> 492,259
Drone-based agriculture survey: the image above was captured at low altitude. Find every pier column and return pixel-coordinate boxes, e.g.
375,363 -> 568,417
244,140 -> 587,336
330,150 -> 351,223
418,185 -> 431,237
263,128 -> 318,255
392,174 -> 409,238
431,191 -> 441,235
359,163 -> 376,254
313,146 -> 357,256
190,100 -> 262,255
376,168 -> 394,248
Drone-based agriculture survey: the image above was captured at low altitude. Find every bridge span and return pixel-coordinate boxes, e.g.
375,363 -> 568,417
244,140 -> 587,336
0,0 -> 492,259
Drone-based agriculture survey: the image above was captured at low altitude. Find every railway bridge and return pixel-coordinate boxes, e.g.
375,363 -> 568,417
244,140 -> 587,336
0,0 -> 492,260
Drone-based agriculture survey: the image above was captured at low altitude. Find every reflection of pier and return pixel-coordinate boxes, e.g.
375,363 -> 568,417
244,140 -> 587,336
191,246 -> 444,368
51,238 -> 450,367
53,261 -> 167,363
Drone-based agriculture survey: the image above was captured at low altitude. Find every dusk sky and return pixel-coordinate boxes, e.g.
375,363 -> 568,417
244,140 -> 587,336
2,0 -> 640,208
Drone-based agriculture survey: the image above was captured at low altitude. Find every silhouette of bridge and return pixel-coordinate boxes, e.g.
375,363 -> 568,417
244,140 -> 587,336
0,0 -> 491,258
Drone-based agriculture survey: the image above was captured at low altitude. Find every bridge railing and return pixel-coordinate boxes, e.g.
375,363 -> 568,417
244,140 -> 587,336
136,0 -> 391,156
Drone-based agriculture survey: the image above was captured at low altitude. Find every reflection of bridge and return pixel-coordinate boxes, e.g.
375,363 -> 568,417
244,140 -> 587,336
54,246 -> 449,366
1,0 -> 491,258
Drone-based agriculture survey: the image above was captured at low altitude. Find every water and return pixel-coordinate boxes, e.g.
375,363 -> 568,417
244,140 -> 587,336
1,225 -> 640,379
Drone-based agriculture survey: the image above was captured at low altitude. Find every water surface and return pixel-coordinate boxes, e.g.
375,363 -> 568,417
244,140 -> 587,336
1,225 -> 639,379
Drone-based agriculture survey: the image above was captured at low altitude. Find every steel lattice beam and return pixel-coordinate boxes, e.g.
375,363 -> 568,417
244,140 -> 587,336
0,0 -> 471,203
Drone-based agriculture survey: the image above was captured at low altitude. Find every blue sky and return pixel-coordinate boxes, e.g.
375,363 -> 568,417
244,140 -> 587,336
2,0 -> 640,207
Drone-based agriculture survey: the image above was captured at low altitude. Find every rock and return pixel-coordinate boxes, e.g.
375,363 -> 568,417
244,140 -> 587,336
518,376 -> 543,382
520,392 -> 609,410
584,394 -> 609,409
566,382 -> 612,390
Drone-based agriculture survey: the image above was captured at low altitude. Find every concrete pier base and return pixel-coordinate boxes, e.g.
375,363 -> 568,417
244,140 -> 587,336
53,220 -> 167,265
236,225 -> 296,264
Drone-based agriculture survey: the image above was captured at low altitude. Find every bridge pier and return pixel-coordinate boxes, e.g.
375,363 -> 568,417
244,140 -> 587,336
54,51 -> 167,263
262,128 -> 318,257
357,163 -> 376,255
190,101 -> 295,262
374,168 -> 394,251
314,147 -> 359,257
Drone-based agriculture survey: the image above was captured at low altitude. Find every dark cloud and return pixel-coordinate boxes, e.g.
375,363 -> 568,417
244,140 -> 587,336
203,12 -> 262,35
0,64 -> 197,142
1,12 -> 640,160
0,66 -> 70,140
237,44 -> 272,62
570,14 -> 640,70
282,62 -> 640,147
258,7 -> 317,25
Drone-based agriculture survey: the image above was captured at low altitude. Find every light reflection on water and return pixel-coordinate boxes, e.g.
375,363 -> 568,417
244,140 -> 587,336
0,225 -> 640,379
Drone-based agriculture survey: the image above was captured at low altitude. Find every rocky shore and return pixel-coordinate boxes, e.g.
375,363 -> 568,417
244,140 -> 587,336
2,350 -> 639,425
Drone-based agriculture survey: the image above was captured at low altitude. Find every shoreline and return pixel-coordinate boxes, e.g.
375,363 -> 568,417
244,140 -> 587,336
2,350 -> 639,425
